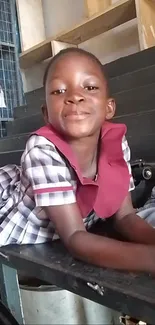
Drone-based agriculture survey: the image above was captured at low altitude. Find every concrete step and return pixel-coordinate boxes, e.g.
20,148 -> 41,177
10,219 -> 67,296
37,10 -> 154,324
26,63 -> 155,99
0,150 -> 23,167
13,87 -> 45,119
13,46 -> 155,119
11,81 -> 155,135
0,133 -> 28,152
7,113 -> 44,135
115,108 -> 155,138
115,109 -> 155,162
110,64 -> 155,95
115,82 -> 155,116
14,104 -> 42,119
14,48 -> 155,119
14,74 -> 155,120
14,63 -> 155,119
104,45 -> 155,78
14,105 -> 28,118
25,87 -> 45,106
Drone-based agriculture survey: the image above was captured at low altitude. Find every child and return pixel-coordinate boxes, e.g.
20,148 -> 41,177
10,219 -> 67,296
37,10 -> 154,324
1,48 -> 155,273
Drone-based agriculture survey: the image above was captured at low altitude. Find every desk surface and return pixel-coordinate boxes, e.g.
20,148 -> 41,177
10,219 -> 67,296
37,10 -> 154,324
0,241 -> 155,324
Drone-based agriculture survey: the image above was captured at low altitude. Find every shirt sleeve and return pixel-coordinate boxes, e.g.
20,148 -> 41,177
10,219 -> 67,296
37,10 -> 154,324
23,135 -> 76,207
122,136 -> 135,192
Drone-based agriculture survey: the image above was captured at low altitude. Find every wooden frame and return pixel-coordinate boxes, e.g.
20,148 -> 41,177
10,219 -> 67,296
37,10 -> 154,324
16,0 -> 45,52
20,41 -> 77,69
55,0 -> 135,44
85,0 -> 112,17
19,0 -> 155,69
135,0 -> 155,50
19,0 -> 136,69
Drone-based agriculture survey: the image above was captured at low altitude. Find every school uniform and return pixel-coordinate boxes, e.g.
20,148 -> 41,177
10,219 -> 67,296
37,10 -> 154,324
0,122 -> 134,246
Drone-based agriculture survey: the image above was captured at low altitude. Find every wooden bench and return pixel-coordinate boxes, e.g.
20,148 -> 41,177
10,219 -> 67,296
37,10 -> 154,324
1,46 -> 155,324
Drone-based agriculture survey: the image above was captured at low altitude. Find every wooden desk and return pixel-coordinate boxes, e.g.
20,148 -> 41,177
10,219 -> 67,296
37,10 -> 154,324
0,240 -> 155,324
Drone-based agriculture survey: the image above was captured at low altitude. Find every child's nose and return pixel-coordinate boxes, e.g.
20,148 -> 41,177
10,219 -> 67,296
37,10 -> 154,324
65,92 -> 85,104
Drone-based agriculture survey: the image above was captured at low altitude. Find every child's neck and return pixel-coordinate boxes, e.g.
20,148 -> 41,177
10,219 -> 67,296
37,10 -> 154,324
68,132 -> 100,179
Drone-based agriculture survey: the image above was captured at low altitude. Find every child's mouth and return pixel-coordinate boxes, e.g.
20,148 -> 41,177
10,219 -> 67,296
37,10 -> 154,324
64,112 -> 90,120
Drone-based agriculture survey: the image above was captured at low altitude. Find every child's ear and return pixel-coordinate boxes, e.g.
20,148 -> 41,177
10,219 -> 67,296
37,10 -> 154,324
105,98 -> 116,120
41,104 -> 49,124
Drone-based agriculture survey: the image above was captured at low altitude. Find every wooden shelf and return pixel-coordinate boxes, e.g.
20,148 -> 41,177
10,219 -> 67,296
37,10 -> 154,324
56,0 -> 136,44
19,0 -> 136,69
19,42 -> 53,70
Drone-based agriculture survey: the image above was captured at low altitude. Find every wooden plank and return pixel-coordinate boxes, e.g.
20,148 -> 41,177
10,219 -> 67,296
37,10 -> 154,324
85,0 -> 111,17
56,0 -> 136,44
16,0 -> 45,52
19,41 -> 77,69
19,0 -> 136,68
1,242 -> 155,324
51,41 -> 77,56
136,0 -> 155,50
19,41 -> 53,69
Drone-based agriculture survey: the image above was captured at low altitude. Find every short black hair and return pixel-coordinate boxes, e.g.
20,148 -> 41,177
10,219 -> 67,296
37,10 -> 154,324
43,47 -> 110,96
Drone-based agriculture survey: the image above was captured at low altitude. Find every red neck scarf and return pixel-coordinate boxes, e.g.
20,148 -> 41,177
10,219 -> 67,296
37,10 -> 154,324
33,122 -> 130,218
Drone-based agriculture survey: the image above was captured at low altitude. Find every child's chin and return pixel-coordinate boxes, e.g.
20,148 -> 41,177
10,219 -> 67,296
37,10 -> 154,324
65,127 -> 92,139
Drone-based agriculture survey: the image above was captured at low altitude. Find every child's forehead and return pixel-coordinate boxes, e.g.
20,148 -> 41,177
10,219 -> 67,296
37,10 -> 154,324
54,52 -> 95,64
48,52 -> 104,78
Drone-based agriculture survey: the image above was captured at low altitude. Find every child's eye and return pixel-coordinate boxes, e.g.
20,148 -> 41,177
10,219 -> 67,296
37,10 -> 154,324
51,89 -> 66,95
84,86 -> 99,91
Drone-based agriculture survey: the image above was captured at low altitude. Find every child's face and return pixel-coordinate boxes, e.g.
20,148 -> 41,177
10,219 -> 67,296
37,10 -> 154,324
43,53 -> 115,139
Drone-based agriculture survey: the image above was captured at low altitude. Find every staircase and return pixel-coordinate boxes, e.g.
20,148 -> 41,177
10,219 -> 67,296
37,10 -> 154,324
0,46 -> 155,167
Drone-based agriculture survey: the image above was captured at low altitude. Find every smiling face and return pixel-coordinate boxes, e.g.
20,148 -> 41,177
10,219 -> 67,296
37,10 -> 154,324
43,52 -> 115,139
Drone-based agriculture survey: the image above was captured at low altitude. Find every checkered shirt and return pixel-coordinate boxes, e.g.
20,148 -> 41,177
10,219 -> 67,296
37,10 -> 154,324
0,134 -> 134,246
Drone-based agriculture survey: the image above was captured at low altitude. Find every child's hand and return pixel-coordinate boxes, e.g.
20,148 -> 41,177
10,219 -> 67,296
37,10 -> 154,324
44,203 -> 155,274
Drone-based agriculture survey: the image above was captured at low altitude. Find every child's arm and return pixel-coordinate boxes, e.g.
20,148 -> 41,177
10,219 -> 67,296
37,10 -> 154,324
25,136 -> 155,273
114,193 -> 155,245
44,203 -> 155,273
